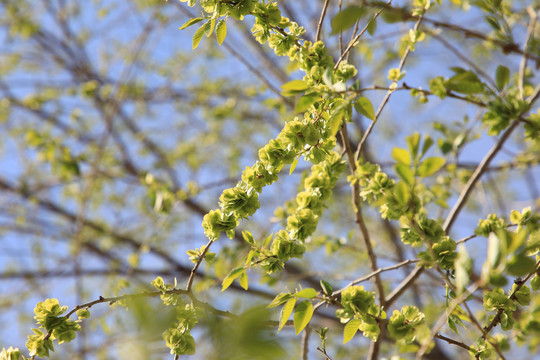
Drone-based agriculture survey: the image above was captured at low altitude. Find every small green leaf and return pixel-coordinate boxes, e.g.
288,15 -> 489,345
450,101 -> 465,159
331,6 -> 366,34
278,298 -> 296,332
531,276 -> 540,291
289,157 -> 299,175
417,157 -> 445,177
328,108 -> 344,137
293,300 -> 314,335
216,19 -> 227,45
206,18 -> 216,38
281,80 -> 309,96
179,17 -> 204,30
495,65 -> 510,91
406,132 -> 421,159
392,147 -> 411,166
268,293 -> 293,308
420,135 -> 434,158
295,288 -> 318,299
354,97 -> 375,121
193,21 -> 210,49
320,280 -> 333,296
221,267 -> 245,291
395,163 -> 414,185
506,254 -> 536,277
343,319 -> 362,344
295,93 -> 319,113
239,270 -> 248,290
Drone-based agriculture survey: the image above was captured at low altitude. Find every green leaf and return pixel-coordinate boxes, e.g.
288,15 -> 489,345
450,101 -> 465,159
392,147 -> 411,166
295,93 -> 319,113
193,21 -> 210,49
446,70 -> 484,94
216,19 -> 227,45
295,288 -> 317,299
343,319 -> 361,344
506,254 -> 536,277
495,65 -> 510,91
420,135 -> 434,158
320,280 -> 333,296
406,132 -> 421,159
221,267 -> 245,291
531,276 -> 540,291
278,298 -> 296,332
268,293 -> 293,308
395,163 -> 414,185
289,156 -> 299,175
417,157 -> 445,177
281,80 -> 309,96
179,17 -> 204,30
239,270 -> 249,290
206,18 -> 216,38
293,300 -> 314,335
331,6 -> 366,34
354,97 -> 375,121
328,108 -> 344,137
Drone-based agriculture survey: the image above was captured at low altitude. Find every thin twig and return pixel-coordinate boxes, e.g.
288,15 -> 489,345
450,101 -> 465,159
354,12 -> 424,161
434,333 -> 474,352
519,8 -> 538,100
301,326 -> 310,360
186,239 -> 213,291
315,0 -> 331,42
340,122 -> 386,306
335,0 -> 391,70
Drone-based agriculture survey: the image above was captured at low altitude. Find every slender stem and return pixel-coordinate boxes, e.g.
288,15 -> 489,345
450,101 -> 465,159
519,8 -> 538,100
341,122 -> 386,306
434,333 -> 474,352
315,0 -> 331,42
186,239 -> 214,291
354,13 -> 424,161
335,0 -> 391,70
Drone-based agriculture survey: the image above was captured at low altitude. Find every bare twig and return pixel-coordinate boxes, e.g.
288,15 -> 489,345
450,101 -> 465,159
434,333 -> 473,353
335,0 -> 391,70
354,12 -> 424,161
316,0 -> 331,42
186,239 -> 213,291
519,8 -> 538,100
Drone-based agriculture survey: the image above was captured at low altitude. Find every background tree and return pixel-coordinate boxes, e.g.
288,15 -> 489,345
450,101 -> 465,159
0,0 -> 539,359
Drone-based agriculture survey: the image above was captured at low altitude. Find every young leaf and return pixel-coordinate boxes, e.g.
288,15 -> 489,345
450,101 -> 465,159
179,17 -> 204,30
239,270 -> 249,290
281,80 -> 309,96
293,300 -> 314,335
192,21 -> 210,49
331,6 -> 365,34
216,20 -> 227,45
495,65 -> 510,91
221,267 -> 245,291
278,298 -> 296,332
289,157 -> 299,175
268,293 -> 293,308
205,18 -> 216,38
295,288 -> 317,299
320,280 -> 333,296
417,157 -> 445,177
392,147 -> 411,166
395,163 -> 414,185
354,97 -> 375,121
343,319 -> 362,344
295,93 -> 318,113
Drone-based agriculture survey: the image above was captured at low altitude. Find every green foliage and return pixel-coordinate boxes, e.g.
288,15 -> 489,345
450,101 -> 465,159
2,0 -> 540,359
387,306 -> 425,343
